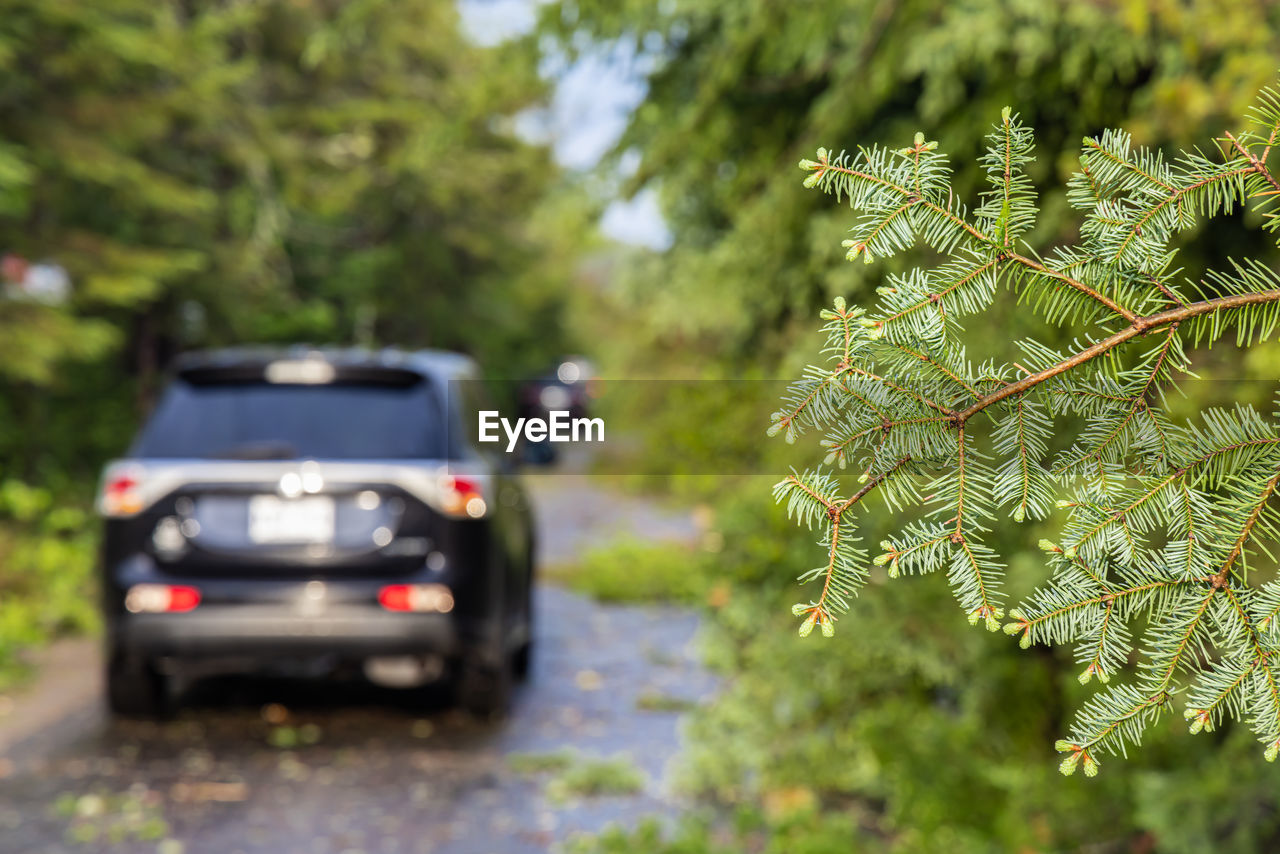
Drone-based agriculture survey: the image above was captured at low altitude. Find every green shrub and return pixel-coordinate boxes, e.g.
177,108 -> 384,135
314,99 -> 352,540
0,479 -> 98,690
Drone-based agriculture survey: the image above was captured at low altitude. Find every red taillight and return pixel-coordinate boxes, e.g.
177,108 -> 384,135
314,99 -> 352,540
437,475 -> 486,518
124,584 -> 201,613
378,584 -> 413,611
101,469 -> 146,517
378,584 -> 454,613
167,586 -> 201,612
449,476 -> 479,494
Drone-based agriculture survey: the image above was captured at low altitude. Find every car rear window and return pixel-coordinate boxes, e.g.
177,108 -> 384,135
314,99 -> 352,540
132,378 -> 447,460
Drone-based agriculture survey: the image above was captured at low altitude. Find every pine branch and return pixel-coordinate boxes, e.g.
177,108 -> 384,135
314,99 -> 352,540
780,81 -> 1280,773
1214,586 -> 1280,752
1004,251 -> 1137,322
777,458 -> 911,633
847,365 -> 955,416
808,148 -> 1134,320
1226,130 -> 1280,198
956,288 -> 1280,424
1211,466 -> 1280,587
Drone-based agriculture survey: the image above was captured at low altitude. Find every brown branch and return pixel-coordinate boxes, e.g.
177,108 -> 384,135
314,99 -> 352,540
1070,325 -> 1179,468
821,160 -> 990,244
1077,691 -> 1170,753
776,368 -> 843,428
877,258 -> 998,327
1222,586 -> 1280,718
1262,126 -> 1279,166
891,343 -> 980,398
838,307 -> 854,363
1144,273 -> 1188,308
781,474 -> 835,510
834,456 -> 911,515
824,416 -> 949,460
1227,131 -> 1280,197
1014,578 -> 1204,636
837,376 -> 891,422
1148,588 -> 1218,692
953,425 -> 966,537
1006,253 -> 1137,322
1082,599 -> 1116,681
815,513 -> 843,612
956,288 -> 1280,424
1071,437 -> 1280,552
1083,137 -> 1175,192
808,457 -> 912,616
1212,465 -> 1280,587
846,365 -> 955,417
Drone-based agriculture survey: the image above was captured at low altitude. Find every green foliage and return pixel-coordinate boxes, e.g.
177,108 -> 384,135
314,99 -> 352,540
590,373 -> 790,488
774,83 -> 1280,771
566,818 -> 728,854
687,577 -> 1280,852
568,491 -> 1280,852
0,0 -> 578,489
541,0 -> 1280,370
0,480 -> 97,689
547,538 -> 708,604
565,813 -> 868,854
0,0 -> 568,358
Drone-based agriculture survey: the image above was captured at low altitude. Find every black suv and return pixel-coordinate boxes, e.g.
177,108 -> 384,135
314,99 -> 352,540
98,348 -> 535,717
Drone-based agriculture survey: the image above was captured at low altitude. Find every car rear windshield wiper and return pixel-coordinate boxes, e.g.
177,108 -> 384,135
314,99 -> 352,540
208,440 -> 298,460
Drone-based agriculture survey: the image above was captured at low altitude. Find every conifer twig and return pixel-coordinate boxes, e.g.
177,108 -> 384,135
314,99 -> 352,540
956,288 -> 1280,423
779,83 -> 1280,771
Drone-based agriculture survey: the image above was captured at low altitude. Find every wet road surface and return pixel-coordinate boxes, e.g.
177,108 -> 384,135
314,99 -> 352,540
0,476 -> 713,853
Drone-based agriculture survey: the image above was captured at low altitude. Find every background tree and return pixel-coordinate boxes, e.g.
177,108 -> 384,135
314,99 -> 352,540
0,0 -> 573,486
543,0 -> 1280,369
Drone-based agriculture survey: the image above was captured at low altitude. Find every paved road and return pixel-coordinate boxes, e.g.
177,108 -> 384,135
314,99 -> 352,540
0,476 -> 712,854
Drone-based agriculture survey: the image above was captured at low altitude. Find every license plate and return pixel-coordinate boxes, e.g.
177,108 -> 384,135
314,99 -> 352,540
248,495 -> 334,544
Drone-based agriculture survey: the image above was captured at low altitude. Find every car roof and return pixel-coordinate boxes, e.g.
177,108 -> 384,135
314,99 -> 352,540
172,346 -> 480,385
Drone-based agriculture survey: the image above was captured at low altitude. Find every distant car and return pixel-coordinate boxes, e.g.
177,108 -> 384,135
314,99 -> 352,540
517,357 -> 597,464
97,348 -> 535,718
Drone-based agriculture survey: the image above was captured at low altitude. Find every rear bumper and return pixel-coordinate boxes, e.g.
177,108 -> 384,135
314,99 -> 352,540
113,605 -> 458,658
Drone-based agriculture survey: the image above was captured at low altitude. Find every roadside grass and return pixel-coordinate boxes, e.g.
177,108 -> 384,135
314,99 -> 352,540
542,539 -> 708,605
509,750 -> 647,802
547,755 -> 646,802
634,690 -> 698,713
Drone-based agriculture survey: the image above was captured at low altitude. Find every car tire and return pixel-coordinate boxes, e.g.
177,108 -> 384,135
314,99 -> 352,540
106,649 -> 169,719
513,583 -> 533,682
455,656 -> 513,720
512,640 -> 532,682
